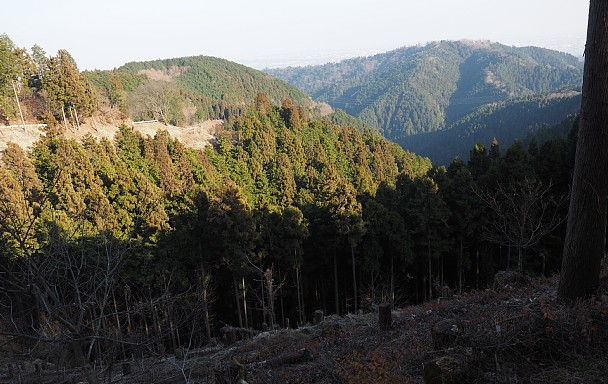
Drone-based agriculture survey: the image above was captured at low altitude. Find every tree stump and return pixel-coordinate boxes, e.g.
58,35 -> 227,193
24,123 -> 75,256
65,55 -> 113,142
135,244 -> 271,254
313,310 -> 324,324
225,331 -> 237,345
175,347 -> 185,360
441,286 -> 451,298
423,355 -> 465,384
493,270 -> 525,291
378,302 -> 392,331
431,319 -> 466,350
122,362 -> 131,376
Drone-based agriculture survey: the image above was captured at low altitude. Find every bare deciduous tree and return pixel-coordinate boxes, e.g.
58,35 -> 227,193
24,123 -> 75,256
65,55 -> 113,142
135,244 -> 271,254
475,178 -> 568,273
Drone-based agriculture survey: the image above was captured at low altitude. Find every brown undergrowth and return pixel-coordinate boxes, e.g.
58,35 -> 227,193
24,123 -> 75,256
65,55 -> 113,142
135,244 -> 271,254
2,269 -> 607,383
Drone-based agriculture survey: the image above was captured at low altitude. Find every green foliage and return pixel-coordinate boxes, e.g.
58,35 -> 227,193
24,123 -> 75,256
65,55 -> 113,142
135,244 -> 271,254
119,55 -> 310,107
43,49 -> 97,117
82,55 -> 312,125
0,34 -> 21,121
0,79 -> 578,345
270,41 -> 582,139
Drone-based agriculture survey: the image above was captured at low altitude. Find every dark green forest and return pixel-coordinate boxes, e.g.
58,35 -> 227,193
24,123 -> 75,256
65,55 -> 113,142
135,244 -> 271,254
0,90 -> 576,363
0,33 -> 582,376
405,94 -> 581,164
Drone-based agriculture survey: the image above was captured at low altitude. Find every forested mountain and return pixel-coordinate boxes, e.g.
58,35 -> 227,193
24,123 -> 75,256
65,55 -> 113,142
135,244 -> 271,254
85,55 -> 312,124
267,40 -> 583,163
0,33 -> 311,128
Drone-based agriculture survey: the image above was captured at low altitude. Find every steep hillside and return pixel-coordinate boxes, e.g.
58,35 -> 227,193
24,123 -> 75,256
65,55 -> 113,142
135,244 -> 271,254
85,55 -> 312,125
118,55 -> 311,107
8,273 -> 607,384
404,93 -> 581,164
267,40 -> 583,143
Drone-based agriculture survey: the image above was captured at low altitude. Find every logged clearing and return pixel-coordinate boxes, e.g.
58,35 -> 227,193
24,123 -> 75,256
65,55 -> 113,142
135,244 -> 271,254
0,119 -> 221,153
2,270 -> 607,383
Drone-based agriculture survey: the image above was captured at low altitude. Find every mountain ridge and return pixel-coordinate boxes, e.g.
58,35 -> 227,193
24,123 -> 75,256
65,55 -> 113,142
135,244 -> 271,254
266,39 -> 583,163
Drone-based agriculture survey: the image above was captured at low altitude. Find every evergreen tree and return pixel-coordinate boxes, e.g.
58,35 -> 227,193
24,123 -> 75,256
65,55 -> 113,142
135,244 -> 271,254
281,97 -> 301,129
43,49 -> 96,119
442,157 -> 478,293
402,175 -> 449,301
254,92 -> 272,114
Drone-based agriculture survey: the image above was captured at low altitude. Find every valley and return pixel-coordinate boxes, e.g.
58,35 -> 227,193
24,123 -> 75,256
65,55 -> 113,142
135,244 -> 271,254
0,32 -> 604,384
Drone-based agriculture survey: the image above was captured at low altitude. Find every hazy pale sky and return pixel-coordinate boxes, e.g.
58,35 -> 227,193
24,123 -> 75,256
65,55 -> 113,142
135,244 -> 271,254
3,0 -> 589,70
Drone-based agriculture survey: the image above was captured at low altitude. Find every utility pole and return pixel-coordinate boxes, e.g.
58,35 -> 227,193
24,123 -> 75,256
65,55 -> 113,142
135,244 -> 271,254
11,80 -> 26,130
61,106 -> 68,132
73,107 -> 81,130
70,107 -> 76,130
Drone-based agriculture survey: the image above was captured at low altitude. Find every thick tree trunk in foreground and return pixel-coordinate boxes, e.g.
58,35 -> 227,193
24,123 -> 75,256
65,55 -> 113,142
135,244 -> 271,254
558,0 -> 608,299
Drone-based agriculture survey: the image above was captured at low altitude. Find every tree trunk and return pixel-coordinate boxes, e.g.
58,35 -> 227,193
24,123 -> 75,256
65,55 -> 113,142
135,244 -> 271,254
440,253 -> 444,287
458,239 -> 463,295
260,270 -> 267,326
371,273 -> 376,306
242,276 -> 249,329
427,238 -> 432,301
351,244 -> 358,313
390,253 -> 395,307
203,278 -> 211,339
333,248 -> 339,315
198,244 -> 212,339
198,263 -> 212,339
296,265 -> 304,325
279,276 -> 285,329
124,288 -> 133,337
166,298 -> 177,352
233,278 -> 243,328
415,264 -> 419,303
149,298 -> 163,353
517,246 -> 523,273
476,249 -> 479,288
559,0 -> 608,299
264,269 -> 275,330
111,288 -> 126,360
72,340 -> 100,384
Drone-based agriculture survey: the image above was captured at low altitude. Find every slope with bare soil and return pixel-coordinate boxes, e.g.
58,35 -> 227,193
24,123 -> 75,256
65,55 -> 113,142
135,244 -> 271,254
0,119 -> 221,153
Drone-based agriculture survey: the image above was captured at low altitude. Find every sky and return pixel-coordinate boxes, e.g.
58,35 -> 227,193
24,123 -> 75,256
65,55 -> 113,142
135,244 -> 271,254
2,0 -> 589,71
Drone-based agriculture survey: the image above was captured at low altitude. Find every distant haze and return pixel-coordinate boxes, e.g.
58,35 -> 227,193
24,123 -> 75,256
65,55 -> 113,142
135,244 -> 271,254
2,0 -> 588,70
